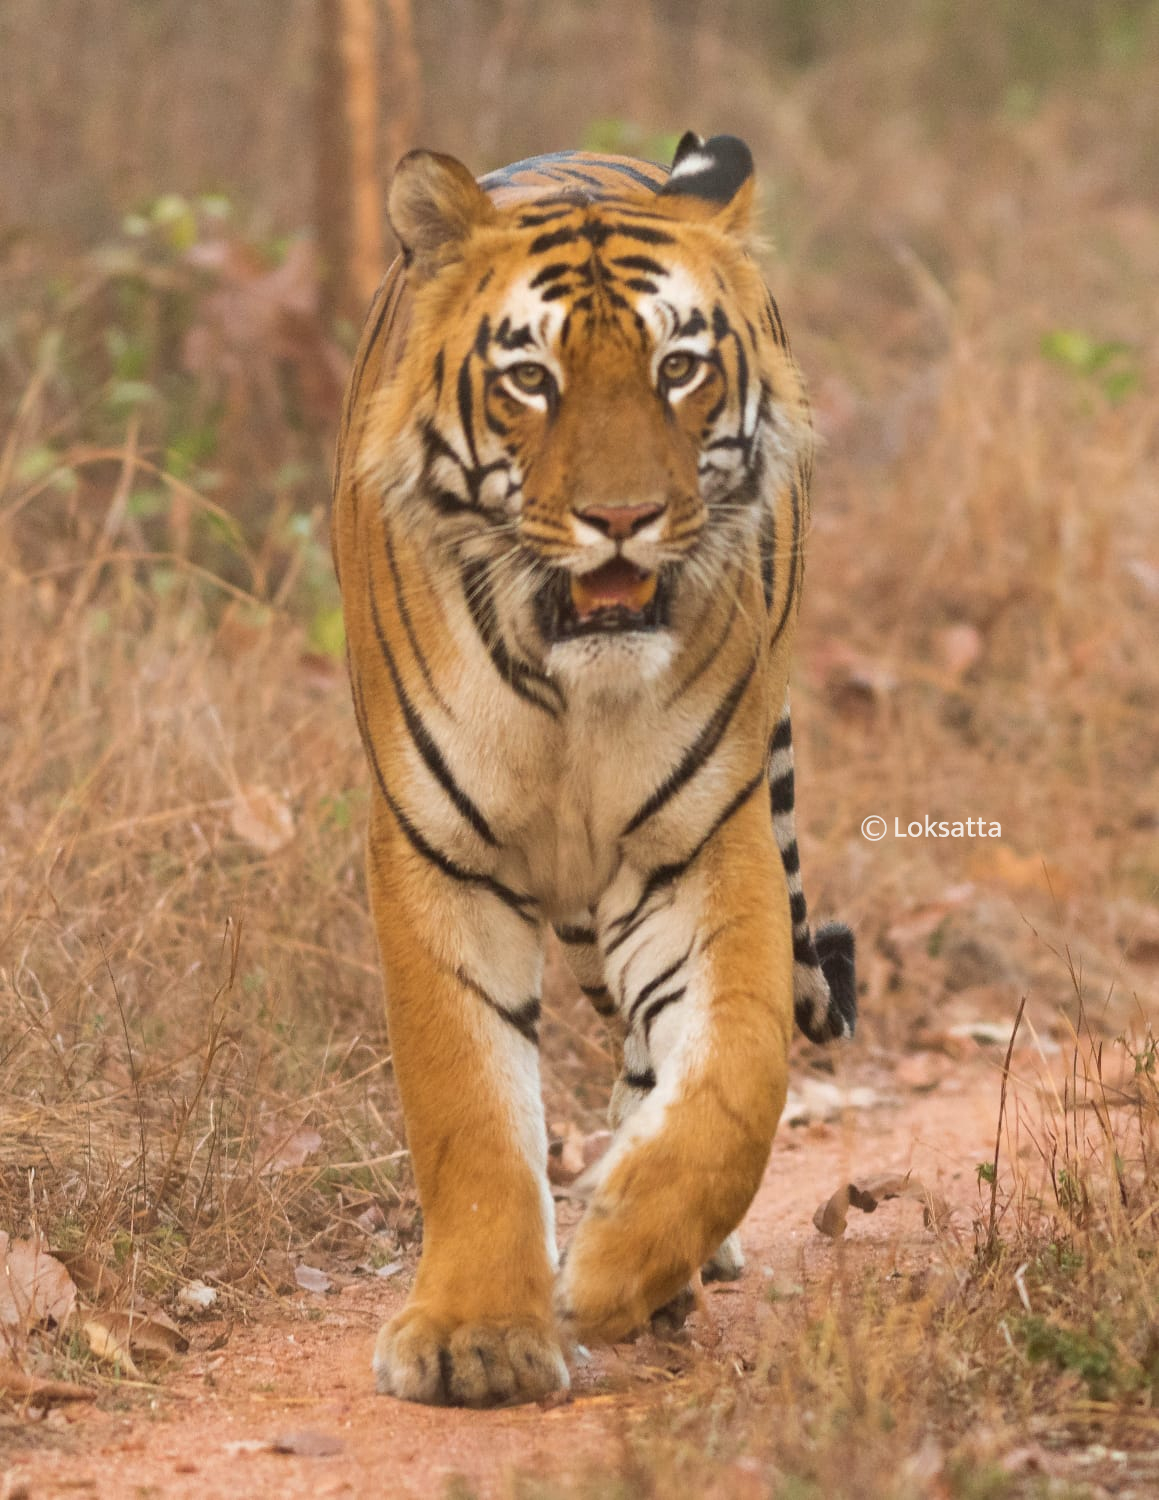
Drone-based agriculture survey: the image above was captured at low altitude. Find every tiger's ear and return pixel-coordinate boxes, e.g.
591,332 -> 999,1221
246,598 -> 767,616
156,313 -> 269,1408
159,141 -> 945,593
388,150 -> 497,280
660,132 -> 755,236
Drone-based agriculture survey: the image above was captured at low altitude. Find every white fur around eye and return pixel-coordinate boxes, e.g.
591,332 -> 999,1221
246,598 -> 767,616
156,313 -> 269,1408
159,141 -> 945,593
653,348 -> 711,405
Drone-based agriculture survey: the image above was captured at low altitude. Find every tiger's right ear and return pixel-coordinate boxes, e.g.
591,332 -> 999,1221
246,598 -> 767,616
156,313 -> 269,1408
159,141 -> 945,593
388,150 -> 497,280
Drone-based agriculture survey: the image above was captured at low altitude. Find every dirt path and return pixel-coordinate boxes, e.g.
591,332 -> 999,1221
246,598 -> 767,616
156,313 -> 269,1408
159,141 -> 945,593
6,1057 -> 1006,1499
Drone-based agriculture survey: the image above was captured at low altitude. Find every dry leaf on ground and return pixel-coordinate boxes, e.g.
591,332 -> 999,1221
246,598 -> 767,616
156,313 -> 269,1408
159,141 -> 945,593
83,1317 -> 140,1379
230,784 -> 295,854
258,1123 -> 322,1175
548,1127 -> 612,1187
813,1173 -> 953,1238
82,1309 -> 189,1377
0,1235 -> 77,1332
51,1252 -> 124,1306
293,1264 -> 331,1295
0,1363 -> 96,1407
783,1079 -> 880,1126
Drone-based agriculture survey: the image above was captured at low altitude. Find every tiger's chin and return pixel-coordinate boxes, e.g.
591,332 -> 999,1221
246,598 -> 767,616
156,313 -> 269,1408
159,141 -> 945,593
547,629 -> 678,701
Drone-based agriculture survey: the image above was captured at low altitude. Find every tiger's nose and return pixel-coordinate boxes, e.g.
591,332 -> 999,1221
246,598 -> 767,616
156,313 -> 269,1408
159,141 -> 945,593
574,501 -> 666,540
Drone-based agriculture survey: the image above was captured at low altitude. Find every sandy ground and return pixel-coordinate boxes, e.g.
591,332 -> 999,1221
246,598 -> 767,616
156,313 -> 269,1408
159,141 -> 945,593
2,1054 -> 1006,1499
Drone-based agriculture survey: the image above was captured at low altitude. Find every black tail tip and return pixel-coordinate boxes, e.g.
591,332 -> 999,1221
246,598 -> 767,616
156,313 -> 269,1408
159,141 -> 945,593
814,921 -> 858,1039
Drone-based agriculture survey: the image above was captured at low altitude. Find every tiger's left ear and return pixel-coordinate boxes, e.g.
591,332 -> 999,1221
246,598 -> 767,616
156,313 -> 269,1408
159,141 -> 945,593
660,132 -> 755,236
388,149 -> 498,281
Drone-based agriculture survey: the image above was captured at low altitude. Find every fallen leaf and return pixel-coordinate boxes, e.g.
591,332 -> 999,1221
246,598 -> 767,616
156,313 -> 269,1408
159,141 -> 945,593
373,1260 -> 404,1281
0,1363 -> 96,1406
82,1317 -> 141,1379
813,1172 -> 953,1238
783,1079 -> 880,1126
293,1264 -> 331,1295
52,1252 -> 124,1306
547,1124 -> 587,1185
258,1124 -> 322,1176
82,1309 -> 189,1374
355,1204 -> 386,1233
947,1020 -> 1014,1047
230,785 -> 295,854
0,1234 -> 77,1331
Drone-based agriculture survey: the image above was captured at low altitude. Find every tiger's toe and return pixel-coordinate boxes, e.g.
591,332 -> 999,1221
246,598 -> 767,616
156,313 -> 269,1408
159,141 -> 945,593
374,1309 -> 569,1408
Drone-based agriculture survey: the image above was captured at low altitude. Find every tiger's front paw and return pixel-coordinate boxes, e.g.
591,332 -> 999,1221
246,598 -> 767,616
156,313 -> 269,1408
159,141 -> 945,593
556,1208 -> 697,1345
373,1305 -> 569,1407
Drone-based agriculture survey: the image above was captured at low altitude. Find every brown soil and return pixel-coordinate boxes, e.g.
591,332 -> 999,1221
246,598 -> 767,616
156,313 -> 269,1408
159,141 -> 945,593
3,1051 -> 1006,1499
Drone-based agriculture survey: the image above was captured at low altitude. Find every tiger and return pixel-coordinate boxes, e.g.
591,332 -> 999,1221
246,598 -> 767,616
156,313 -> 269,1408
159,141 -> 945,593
330,131 -> 857,1408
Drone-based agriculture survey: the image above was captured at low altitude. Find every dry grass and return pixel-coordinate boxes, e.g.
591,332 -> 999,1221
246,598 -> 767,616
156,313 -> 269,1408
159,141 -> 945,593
1,5 -> 1157,1493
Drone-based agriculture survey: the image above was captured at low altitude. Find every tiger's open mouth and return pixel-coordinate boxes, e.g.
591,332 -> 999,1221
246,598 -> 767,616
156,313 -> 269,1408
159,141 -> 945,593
535,559 -> 670,642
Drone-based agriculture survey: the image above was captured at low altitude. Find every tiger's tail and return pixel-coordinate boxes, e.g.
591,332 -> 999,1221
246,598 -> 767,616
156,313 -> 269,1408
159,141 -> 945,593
770,700 -> 858,1044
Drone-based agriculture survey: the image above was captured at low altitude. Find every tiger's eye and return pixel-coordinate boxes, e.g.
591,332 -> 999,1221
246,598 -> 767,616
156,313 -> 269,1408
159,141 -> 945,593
660,351 -> 700,387
508,362 -> 550,395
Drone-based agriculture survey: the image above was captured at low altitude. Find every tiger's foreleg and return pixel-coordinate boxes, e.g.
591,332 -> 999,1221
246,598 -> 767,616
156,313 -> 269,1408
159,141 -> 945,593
366,812 -> 568,1406
556,779 -> 792,1343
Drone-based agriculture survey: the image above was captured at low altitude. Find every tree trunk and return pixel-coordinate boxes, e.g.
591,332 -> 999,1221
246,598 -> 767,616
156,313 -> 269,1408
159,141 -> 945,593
315,0 -> 385,323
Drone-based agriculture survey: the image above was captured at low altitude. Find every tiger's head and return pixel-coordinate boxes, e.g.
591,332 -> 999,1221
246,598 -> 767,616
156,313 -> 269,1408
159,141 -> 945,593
361,133 -> 811,692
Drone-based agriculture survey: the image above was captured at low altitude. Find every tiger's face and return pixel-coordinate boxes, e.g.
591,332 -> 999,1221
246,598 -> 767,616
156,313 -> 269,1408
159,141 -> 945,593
362,135 -> 810,688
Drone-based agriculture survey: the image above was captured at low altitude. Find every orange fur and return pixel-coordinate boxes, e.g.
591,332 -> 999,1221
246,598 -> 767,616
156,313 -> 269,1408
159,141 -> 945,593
332,139 -> 814,1405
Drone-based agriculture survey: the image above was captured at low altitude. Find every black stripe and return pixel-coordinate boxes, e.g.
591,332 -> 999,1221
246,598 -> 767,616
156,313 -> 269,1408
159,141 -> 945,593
607,223 -> 676,247
367,577 -> 497,847
598,160 -> 666,191
781,839 -> 800,876
430,488 -> 487,519
458,969 -> 540,1045
628,943 -> 693,1025
352,672 -> 535,923
606,769 -> 766,955
610,253 -> 667,276
516,207 -> 577,228
345,274 -> 401,434
759,509 -> 775,610
793,934 -> 818,965
384,524 -> 453,718
769,770 -> 795,815
556,166 -> 607,189
459,560 -> 564,718
771,715 -> 792,753
789,891 -> 807,925
641,987 -> 686,1040
581,984 -> 617,1017
665,585 -> 741,707
766,291 -> 788,348
555,924 -> 596,945
456,353 -> 478,466
624,654 -> 757,835
529,261 -> 574,288
769,479 -> 802,649
623,1068 -> 656,1091
530,226 -> 578,255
